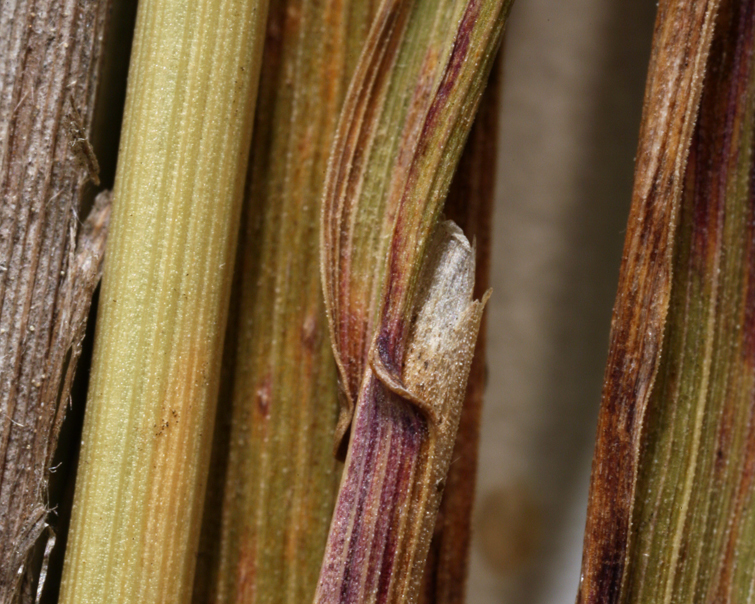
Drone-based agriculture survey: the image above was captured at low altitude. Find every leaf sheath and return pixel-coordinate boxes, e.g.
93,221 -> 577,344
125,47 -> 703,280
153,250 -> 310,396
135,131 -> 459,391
205,1 -> 374,602
316,0 -> 511,601
316,223 -> 486,604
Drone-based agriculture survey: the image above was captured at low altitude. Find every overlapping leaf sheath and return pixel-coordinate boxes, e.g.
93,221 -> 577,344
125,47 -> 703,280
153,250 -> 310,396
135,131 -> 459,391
317,0 -> 511,602
321,0 -> 508,452
0,0 -> 112,599
207,2 -> 374,602
57,0 -> 268,601
578,0 -> 755,602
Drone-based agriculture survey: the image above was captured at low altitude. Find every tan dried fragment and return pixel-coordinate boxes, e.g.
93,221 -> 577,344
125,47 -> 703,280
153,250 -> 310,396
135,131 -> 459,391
5,190 -> 111,600
66,95 -> 101,187
419,61 -> 500,604
392,221 -> 489,600
51,189 -> 112,434
375,220 -> 488,436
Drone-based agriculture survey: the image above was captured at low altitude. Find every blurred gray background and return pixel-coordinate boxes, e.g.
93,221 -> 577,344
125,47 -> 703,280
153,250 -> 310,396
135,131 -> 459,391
468,1 -> 656,602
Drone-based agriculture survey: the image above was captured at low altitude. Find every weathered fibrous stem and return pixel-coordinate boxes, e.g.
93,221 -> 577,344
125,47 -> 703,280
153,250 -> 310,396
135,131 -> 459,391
58,0 -> 268,601
0,0 -> 112,599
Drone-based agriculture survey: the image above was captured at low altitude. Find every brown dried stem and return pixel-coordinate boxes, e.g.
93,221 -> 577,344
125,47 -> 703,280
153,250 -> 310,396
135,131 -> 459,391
0,0 -> 112,600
